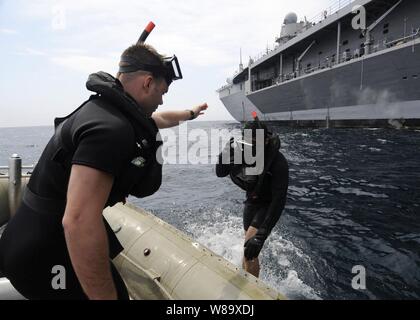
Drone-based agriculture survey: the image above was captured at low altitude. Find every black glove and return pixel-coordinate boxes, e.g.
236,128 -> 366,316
244,235 -> 266,260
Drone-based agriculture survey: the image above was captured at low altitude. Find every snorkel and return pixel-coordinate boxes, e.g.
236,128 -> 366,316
251,111 -> 266,131
251,111 -> 258,121
138,21 -> 156,43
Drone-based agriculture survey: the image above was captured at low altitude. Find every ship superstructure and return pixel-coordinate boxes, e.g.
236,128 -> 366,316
218,0 -> 420,127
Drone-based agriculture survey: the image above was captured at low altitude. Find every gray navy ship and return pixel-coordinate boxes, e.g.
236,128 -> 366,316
217,0 -> 420,127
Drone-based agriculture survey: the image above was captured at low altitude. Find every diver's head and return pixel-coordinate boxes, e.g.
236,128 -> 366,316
117,43 -> 168,116
117,22 -> 182,116
242,117 -> 270,147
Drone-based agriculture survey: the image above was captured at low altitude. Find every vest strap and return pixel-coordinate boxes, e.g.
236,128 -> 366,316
22,187 -> 123,259
22,187 -> 65,216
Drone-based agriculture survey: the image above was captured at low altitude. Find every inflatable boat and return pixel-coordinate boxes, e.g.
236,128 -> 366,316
0,155 -> 286,300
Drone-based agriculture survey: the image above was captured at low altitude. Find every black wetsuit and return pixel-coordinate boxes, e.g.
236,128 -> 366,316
0,72 -> 161,299
216,140 -> 289,239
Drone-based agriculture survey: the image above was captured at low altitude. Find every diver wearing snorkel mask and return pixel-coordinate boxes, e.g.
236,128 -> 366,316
216,114 -> 289,278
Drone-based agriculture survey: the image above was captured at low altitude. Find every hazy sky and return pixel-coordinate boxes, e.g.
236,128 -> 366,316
0,0 -> 333,127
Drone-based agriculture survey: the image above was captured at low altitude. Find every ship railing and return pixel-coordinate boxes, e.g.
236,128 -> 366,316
250,44 -> 279,66
0,167 -> 34,177
269,54 -> 354,87
273,52 -> 360,86
0,154 -> 34,178
252,1 -> 355,65
0,155 -> 34,217
275,0 -> 355,42
216,84 -> 232,92
217,76 -> 236,92
251,25 -> 420,92
384,28 -> 420,48
229,69 -> 242,79
0,166 -> 34,173
308,0 -> 354,25
274,29 -> 420,85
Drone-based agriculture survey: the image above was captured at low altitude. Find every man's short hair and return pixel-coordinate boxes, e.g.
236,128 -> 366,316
117,43 -> 165,78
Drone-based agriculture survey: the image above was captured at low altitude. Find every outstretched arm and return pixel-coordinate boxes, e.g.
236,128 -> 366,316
152,103 -> 208,129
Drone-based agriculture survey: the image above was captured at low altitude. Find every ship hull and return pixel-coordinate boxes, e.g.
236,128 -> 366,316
219,90 -> 263,122
247,41 -> 420,125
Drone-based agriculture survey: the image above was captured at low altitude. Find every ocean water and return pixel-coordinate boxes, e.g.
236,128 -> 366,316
0,122 -> 419,299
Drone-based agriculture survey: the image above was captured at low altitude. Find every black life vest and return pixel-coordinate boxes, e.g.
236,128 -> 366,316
53,72 -> 163,206
21,72 -> 161,258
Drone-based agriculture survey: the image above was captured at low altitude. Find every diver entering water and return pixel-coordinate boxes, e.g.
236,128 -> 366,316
216,114 -> 289,277
0,22 -> 208,299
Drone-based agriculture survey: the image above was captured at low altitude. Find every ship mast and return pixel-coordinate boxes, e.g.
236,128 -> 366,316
239,48 -> 244,71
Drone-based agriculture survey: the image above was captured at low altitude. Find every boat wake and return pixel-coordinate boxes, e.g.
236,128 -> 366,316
186,208 -> 321,300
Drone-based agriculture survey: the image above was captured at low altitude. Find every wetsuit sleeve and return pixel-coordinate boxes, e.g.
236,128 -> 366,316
257,153 -> 289,239
71,119 -> 134,177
